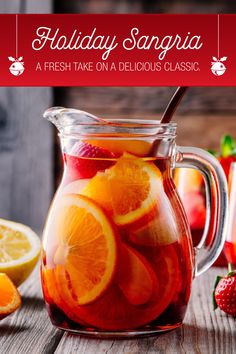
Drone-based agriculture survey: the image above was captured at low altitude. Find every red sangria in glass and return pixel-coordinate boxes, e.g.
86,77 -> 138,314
224,162 -> 236,266
175,135 -> 236,266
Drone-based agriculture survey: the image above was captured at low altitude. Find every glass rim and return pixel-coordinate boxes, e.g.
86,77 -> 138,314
59,120 -> 177,139
78,119 -> 177,127
44,107 -> 177,139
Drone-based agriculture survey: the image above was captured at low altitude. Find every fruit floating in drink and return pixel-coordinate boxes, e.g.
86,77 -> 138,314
42,144 -> 193,332
41,108 -> 227,336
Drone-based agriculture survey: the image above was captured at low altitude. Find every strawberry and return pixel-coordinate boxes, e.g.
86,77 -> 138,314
220,135 -> 236,158
213,269 -> 236,316
217,135 -> 236,179
65,141 -> 115,179
209,135 -> 236,179
219,156 -> 236,180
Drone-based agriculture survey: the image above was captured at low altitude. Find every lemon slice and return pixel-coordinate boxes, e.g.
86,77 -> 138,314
0,218 -> 41,286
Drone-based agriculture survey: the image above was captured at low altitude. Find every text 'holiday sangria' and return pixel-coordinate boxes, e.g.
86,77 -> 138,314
41,103 -> 227,337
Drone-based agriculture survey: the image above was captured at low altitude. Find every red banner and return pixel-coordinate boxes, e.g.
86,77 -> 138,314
0,14 -> 235,86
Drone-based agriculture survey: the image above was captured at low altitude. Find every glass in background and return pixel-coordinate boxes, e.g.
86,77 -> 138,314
174,167 -> 228,266
224,162 -> 236,266
174,168 -> 206,247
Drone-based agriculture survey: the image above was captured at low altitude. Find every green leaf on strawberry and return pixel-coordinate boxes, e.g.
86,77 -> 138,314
220,135 -> 236,157
212,275 -> 222,310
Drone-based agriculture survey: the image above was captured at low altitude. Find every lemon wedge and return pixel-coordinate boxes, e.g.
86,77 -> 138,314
0,218 -> 41,286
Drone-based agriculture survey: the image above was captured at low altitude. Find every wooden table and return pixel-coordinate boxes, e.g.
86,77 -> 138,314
0,266 -> 235,354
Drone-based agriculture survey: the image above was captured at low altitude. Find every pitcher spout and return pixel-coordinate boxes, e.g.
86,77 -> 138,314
43,106 -> 102,132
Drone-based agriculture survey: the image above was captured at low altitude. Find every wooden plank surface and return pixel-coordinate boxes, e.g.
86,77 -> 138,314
0,87 -> 53,231
174,115 -> 236,150
0,266 -> 235,354
53,267 -> 236,354
57,87 -> 236,116
0,0 -> 53,231
0,265 -> 63,354
0,0 -> 51,14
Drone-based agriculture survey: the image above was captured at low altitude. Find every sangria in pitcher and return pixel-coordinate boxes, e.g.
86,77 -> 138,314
41,107 -> 227,337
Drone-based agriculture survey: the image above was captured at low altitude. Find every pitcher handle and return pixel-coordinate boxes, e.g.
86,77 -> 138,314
175,146 -> 228,277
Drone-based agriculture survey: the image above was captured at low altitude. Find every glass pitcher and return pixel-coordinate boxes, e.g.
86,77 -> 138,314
41,107 -> 228,337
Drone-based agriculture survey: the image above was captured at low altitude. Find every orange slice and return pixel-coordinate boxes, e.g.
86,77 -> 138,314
55,244 -> 180,330
0,273 -> 21,320
52,194 -> 117,305
117,243 -> 157,305
41,267 -> 62,307
81,154 -> 163,226
42,266 -> 88,324
129,199 -> 178,246
41,267 -> 53,305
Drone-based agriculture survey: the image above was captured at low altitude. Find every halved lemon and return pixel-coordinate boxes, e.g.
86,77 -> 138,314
0,219 -> 41,286
53,194 -> 117,305
81,153 -> 163,226
0,273 -> 21,319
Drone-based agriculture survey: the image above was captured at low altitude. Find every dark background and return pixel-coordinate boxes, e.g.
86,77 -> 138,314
0,0 -> 235,232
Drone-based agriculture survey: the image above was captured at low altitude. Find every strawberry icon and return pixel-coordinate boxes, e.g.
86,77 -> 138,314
213,266 -> 236,316
8,56 -> 24,76
211,56 -> 227,76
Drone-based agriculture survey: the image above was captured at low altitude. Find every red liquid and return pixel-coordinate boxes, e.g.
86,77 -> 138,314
191,229 -> 203,247
174,167 -> 227,267
42,147 -> 194,333
224,241 -> 236,265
